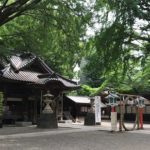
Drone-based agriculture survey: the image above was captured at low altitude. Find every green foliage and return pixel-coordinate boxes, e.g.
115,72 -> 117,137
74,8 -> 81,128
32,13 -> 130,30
79,0 -> 150,95
0,0 -> 149,96
77,85 -> 98,96
0,92 -> 3,116
93,0 -> 150,73
92,80 -> 110,96
78,80 -> 110,96
81,52 -> 104,87
0,0 -> 92,78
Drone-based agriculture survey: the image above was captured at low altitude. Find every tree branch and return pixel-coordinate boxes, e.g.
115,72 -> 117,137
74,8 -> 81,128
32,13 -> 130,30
0,0 -> 9,12
0,0 -> 41,26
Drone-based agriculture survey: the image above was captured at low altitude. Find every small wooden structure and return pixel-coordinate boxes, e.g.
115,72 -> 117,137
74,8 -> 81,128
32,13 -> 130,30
63,96 -> 106,122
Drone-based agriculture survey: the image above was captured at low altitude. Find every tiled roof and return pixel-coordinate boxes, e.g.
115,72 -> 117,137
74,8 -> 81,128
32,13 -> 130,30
0,52 -> 80,90
10,55 -> 36,71
2,67 -> 41,83
66,96 -> 106,107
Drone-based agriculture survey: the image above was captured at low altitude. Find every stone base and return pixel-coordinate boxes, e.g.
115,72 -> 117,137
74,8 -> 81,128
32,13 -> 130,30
58,120 -> 65,123
84,112 -> 95,125
15,121 -> 32,127
65,120 -> 72,123
37,113 -> 58,129
95,122 -> 101,125
0,122 -> 2,128
58,120 -> 72,123
0,117 -> 3,128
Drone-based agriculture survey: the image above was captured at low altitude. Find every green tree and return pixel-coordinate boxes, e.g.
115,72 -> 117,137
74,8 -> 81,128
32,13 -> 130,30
79,0 -> 150,95
94,0 -> 150,72
0,0 -> 92,78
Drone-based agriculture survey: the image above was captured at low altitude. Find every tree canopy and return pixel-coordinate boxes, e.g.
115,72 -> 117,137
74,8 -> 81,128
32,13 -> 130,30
0,0 -> 149,95
80,0 -> 150,95
93,0 -> 150,72
0,0 -> 92,78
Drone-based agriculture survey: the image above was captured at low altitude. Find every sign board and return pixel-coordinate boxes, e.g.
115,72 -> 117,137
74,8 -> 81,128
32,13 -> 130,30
95,96 -> 101,124
111,112 -> 117,131
127,106 -> 131,113
7,97 -> 22,101
145,106 -> 150,114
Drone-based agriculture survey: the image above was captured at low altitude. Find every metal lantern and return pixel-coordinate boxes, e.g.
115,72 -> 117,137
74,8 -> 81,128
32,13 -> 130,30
137,97 -> 145,108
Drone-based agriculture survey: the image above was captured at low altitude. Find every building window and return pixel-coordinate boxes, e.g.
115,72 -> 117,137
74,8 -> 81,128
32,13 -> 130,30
80,106 -> 88,112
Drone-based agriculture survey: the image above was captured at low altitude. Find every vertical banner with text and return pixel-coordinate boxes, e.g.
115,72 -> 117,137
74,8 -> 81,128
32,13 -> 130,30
95,96 -> 101,124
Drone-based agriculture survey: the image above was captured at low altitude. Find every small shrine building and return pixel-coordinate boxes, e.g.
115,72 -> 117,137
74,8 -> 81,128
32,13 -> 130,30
0,52 -> 79,124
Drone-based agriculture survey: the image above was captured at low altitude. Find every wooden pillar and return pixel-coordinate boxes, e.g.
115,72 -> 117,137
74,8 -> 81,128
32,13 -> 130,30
55,94 -> 59,119
75,104 -> 78,122
60,92 -> 63,121
56,92 -> 64,122
40,90 -> 43,114
23,97 -> 28,121
119,101 -> 123,132
33,99 -> 37,124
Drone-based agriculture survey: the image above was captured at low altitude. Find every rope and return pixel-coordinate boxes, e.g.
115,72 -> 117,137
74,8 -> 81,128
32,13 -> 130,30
121,105 -> 139,131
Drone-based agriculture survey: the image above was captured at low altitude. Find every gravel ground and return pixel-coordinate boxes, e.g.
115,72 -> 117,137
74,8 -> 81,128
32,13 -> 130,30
0,124 -> 150,150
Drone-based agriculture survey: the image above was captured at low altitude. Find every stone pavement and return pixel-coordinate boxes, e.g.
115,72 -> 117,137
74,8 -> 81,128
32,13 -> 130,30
0,121 -> 150,140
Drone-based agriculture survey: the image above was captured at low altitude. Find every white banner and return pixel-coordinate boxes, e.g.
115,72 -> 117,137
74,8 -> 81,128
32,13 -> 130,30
95,96 -> 101,124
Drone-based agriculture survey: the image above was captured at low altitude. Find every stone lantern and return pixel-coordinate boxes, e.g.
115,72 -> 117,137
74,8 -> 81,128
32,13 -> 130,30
89,97 -> 95,113
37,91 -> 58,129
43,91 -> 54,114
84,97 -> 96,126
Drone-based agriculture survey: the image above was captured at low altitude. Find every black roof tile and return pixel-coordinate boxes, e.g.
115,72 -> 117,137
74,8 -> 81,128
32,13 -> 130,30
0,52 -> 80,90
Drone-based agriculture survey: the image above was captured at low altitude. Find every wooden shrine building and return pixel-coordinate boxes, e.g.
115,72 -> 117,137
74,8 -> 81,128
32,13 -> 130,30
0,52 -> 79,124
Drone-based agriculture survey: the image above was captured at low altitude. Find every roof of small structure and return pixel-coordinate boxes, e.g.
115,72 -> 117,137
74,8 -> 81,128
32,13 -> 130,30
66,96 -> 106,107
0,52 -> 80,91
67,96 -> 90,104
